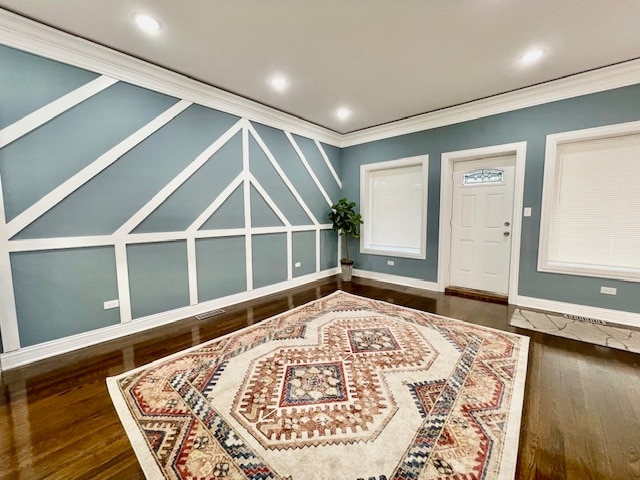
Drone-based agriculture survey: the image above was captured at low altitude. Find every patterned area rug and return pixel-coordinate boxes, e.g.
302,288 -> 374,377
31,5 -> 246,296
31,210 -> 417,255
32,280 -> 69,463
107,291 -> 529,480
510,308 -> 640,354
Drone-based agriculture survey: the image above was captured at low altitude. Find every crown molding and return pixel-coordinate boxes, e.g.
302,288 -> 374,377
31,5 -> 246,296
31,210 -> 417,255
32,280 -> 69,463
0,9 -> 342,147
2,9 -> 639,152
341,59 -> 640,147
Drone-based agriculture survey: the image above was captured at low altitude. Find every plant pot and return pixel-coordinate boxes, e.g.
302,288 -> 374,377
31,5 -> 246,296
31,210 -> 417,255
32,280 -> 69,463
340,259 -> 354,282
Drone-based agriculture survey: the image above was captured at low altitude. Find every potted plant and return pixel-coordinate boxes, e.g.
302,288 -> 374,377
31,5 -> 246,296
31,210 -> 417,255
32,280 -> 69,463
329,198 -> 363,281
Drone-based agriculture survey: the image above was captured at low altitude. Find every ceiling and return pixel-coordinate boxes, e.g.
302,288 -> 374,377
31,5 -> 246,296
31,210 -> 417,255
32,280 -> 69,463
1,1 -> 639,134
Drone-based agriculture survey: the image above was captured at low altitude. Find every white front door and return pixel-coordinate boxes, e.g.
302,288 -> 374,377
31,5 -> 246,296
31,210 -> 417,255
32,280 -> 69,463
449,155 -> 515,294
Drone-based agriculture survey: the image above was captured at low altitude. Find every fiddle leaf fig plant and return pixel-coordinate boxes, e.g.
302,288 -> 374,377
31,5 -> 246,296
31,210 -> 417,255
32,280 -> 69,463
329,198 -> 363,262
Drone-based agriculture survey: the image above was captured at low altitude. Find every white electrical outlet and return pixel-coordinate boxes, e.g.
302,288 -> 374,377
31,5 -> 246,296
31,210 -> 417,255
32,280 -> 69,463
294,262 -> 301,268
103,299 -> 120,310
387,260 -> 395,266
600,286 -> 617,295
523,207 -> 532,217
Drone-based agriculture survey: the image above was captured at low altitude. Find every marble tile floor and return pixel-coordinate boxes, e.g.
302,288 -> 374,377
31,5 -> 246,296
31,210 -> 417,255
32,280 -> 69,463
510,308 -> 640,354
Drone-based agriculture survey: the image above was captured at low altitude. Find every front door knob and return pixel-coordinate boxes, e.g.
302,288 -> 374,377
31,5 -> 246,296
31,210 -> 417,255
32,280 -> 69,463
503,231 -> 510,237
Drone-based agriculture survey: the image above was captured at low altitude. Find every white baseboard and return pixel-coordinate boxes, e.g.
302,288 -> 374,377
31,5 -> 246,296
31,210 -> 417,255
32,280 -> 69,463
5,271 -> 637,371
0,268 -> 339,370
514,295 -> 640,328
353,268 -> 440,292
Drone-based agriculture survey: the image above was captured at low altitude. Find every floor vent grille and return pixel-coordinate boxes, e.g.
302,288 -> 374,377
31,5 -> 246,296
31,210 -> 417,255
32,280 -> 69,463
195,309 -> 225,320
563,314 -> 606,325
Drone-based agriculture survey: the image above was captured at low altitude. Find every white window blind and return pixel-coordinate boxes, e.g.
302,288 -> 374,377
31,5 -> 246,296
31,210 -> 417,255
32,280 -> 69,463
361,156 -> 428,259
542,131 -> 640,280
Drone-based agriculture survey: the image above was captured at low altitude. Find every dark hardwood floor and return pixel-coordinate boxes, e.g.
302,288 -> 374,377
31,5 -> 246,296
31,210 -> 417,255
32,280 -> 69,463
1,276 -> 639,479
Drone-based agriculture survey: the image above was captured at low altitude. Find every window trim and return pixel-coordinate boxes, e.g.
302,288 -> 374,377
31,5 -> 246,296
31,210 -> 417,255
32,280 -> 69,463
360,155 -> 428,259
538,120 -> 640,282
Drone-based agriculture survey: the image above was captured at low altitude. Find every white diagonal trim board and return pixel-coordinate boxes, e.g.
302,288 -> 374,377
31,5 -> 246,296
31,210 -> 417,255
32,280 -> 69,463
247,123 -> 319,225
315,140 -> 342,188
0,174 -> 20,352
0,75 -> 118,149
286,132 -> 333,207
7,100 -> 192,238
248,173 -> 291,227
187,173 -> 244,232
115,118 -> 243,235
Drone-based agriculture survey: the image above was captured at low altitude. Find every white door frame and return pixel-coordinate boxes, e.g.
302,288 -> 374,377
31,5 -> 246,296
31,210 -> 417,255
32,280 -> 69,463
438,142 -> 527,303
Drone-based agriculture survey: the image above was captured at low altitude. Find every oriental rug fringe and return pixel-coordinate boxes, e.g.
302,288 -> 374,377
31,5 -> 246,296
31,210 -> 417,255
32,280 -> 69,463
107,291 -> 529,479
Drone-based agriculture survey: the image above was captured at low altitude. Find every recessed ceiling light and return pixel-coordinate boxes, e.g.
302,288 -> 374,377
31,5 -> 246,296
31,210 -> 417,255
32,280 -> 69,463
269,76 -> 289,92
134,14 -> 161,34
336,108 -> 351,120
520,48 -> 545,64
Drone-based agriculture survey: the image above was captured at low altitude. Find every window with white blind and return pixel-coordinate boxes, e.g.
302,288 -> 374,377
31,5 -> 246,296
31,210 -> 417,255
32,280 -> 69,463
360,156 -> 428,259
538,121 -> 640,282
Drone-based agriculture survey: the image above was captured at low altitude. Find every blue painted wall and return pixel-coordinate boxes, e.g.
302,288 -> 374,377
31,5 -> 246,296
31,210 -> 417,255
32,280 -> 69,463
196,236 -> 247,300
127,241 -> 190,319
342,84 -> 640,314
2,39 -> 637,355
10,247 -> 120,347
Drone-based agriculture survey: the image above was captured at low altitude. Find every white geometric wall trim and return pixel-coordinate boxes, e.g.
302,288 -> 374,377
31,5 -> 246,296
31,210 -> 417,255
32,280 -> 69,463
114,241 -> 132,324
7,100 -> 193,238
1,9 -> 339,363
242,123 -> 254,291
114,118 -> 244,236
0,75 -> 118,149
188,175 -> 244,232
6,225 -> 335,253
0,174 -> 19,352
248,173 -> 291,227
315,140 -> 342,189
187,236 -> 198,305
0,90 -> 341,355
247,122 -> 320,224
286,132 -> 333,207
